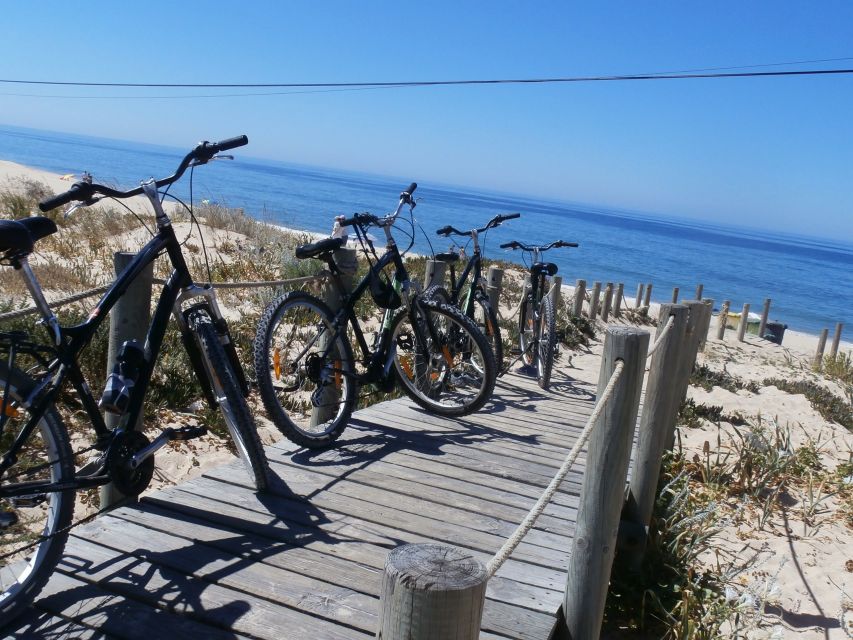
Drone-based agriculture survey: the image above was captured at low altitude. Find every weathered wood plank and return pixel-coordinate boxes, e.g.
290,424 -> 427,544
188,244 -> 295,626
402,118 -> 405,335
2,610 -> 109,639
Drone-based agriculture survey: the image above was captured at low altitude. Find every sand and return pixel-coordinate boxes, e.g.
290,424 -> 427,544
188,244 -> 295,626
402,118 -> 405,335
3,158 -> 852,637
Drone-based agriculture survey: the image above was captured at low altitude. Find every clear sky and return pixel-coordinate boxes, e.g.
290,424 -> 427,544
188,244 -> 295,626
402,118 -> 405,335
1,2 -> 852,241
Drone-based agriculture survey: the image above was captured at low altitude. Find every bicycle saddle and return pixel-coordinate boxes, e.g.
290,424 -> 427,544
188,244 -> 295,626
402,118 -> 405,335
531,261 -> 558,277
433,252 -> 460,264
0,217 -> 58,258
295,236 -> 346,260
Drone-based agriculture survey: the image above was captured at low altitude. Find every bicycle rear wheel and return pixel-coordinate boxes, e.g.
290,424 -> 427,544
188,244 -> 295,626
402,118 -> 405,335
0,363 -> 75,624
392,297 -> 496,416
188,311 -> 271,492
472,294 -> 503,370
518,296 -> 537,367
537,295 -> 557,389
253,291 -> 356,449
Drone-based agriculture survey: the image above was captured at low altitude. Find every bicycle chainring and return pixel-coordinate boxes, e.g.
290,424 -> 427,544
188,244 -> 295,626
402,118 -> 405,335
106,430 -> 155,497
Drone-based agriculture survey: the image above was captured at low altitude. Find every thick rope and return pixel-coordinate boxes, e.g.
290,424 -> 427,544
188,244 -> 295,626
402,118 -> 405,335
646,314 -> 674,358
486,359 -> 626,577
0,274 -> 324,322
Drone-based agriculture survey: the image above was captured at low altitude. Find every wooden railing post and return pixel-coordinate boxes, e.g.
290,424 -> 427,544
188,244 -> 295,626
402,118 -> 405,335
635,283 -> 644,308
642,283 -> 653,317
486,266 -> 503,313
625,304 -> 688,555
671,287 -> 679,304
830,323 -> 844,358
698,298 -> 714,351
695,283 -> 704,300
573,279 -> 586,317
589,282 -> 602,320
423,259 -> 447,291
717,300 -> 730,340
561,326 -> 649,640
673,300 -> 706,412
549,275 -> 563,310
737,303 -> 751,342
100,252 -> 153,508
613,283 -> 624,318
814,329 -> 829,369
311,248 -> 357,427
601,283 -> 613,322
758,298 -> 771,339
377,543 -> 487,639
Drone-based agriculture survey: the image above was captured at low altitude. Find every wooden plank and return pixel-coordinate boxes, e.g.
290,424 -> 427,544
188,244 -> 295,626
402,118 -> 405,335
2,609 -> 109,639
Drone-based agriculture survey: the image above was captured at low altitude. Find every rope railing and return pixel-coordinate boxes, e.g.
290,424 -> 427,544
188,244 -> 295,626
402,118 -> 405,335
646,314 -> 674,358
0,273 -> 324,323
486,358 -> 626,577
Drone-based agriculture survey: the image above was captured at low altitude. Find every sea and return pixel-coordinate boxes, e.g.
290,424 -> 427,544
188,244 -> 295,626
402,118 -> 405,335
1,124 -> 851,338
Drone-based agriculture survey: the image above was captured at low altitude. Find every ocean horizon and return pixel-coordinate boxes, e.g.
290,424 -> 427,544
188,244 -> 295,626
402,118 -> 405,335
1,123 -> 850,338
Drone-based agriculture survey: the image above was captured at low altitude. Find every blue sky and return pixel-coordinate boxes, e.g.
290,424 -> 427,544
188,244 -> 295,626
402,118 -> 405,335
1,2 -> 852,240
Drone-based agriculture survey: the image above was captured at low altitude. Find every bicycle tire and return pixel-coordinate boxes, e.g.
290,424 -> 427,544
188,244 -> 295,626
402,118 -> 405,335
253,291 -> 356,449
518,295 -> 537,367
392,296 -> 496,416
537,295 -> 557,390
188,312 -> 271,492
0,363 -> 75,624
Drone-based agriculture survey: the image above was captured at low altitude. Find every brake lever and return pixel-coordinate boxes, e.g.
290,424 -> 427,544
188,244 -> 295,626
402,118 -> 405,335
211,155 -> 234,161
63,197 -> 100,219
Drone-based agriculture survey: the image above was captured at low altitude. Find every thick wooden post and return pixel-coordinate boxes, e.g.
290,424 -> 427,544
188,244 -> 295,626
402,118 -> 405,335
737,303 -> 751,342
589,282 -> 602,320
635,283 -> 644,308
698,298 -> 714,351
601,283 -> 613,322
716,300 -> 730,340
674,300 -> 706,408
671,287 -> 679,304
613,283 -> 624,318
562,326 -> 649,640
643,283 -> 653,308
486,266 -> 503,314
549,275 -> 563,311
100,252 -> 153,508
424,259 -> 447,290
625,304 -> 688,553
830,323 -> 844,358
573,279 -> 586,317
814,329 -> 829,369
758,298 -> 771,339
311,248 -> 357,426
695,284 -> 704,300
377,543 -> 487,640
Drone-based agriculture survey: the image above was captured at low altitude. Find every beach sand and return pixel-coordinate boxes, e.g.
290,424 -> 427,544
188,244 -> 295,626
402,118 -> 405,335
3,159 -> 852,637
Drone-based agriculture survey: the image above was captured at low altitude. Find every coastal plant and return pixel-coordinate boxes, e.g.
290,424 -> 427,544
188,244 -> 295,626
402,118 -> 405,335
678,399 -> 747,429
691,364 -> 760,394
763,377 -> 853,430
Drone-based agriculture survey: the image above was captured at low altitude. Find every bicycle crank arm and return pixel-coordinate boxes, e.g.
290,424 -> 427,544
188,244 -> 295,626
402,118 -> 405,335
130,426 -> 207,469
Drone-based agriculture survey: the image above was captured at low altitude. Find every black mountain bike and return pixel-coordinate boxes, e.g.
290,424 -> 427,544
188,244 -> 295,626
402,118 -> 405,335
0,136 -> 271,623
429,212 -> 521,369
500,239 -> 578,389
253,184 -> 497,449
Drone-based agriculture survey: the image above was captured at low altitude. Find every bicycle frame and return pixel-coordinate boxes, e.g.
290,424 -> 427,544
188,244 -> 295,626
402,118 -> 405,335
0,189 -> 235,498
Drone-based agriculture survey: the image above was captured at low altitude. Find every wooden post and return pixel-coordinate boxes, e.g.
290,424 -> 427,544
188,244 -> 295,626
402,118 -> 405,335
549,275 -> 563,311
486,266 -> 503,314
311,248 -> 357,427
613,283 -> 624,318
674,300 -> 706,408
601,283 -> 613,322
100,252 -> 153,508
377,543 -> 487,640
671,287 -> 679,304
814,329 -> 829,369
424,259 -> 447,291
562,326 -> 649,640
758,298 -> 771,340
737,303 -> 751,342
698,298 -> 714,351
643,283 -> 653,308
830,323 -> 844,358
589,282 -> 602,319
716,300 -> 730,340
635,283 -> 644,308
573,279 -> 586,317
695,284 -> 703,300
625,304 -> 689,556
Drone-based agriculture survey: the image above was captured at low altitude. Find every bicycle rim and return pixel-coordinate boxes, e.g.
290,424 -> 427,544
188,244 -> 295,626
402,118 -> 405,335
0,367 -> 74,623
472,296 -> 503,369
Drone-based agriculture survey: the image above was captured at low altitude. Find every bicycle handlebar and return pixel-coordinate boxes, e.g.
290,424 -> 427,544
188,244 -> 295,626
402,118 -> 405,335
38,135 -> 249,212
436,212 -> 521,238
338,183 -> 417,229
500,239 -> 578,251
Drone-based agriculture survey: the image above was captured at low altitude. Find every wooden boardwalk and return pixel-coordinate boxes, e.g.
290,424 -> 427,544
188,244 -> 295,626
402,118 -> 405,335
5,367 -> 597,639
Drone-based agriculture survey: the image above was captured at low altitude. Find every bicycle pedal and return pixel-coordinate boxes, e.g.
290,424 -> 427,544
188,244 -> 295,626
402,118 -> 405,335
0,509 -> 19,529
170,426 -> 208,441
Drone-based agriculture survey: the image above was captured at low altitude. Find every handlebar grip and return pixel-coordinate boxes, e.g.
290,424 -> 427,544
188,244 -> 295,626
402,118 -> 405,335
436,225 -> 453,236
38,183 -> 88,212
404,183 -> 417,196
499,241 -> 517,249
559,241 -> 579,247
500,213 -> 521,221
213,135 -> 248,153
338,216 -> 358,227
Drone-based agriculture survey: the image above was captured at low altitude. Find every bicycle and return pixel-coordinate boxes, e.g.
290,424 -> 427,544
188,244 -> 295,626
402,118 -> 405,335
253,184 -> 497,449
500,239 -> 578,390
429,212 -> 521,369
0,136 -> 271,623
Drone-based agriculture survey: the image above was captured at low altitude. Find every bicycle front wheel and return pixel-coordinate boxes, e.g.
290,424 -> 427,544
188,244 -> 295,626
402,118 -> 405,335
537,295 -> 557,390
392,297 -> 496,416
518,296 -> 538,367
0,363 -> 75,624
253,291 -> 356,449
189,311 -> 271,492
